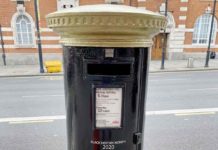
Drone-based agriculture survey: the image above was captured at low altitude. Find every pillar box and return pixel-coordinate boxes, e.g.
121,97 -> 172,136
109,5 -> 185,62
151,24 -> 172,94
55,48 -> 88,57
46,4 -> 166,150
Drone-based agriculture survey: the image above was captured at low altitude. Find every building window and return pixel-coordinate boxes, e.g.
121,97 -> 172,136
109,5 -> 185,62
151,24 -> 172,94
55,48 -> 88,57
12,4 -> 35,47
15,15 -> 34,46
192,14 -> 217,45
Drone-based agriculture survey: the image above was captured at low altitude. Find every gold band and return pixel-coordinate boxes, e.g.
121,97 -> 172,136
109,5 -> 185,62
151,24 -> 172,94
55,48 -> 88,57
46,4 -> 167,47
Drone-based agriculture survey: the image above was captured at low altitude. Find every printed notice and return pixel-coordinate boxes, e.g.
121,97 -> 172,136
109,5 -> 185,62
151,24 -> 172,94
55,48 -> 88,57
96,88 -> 122,128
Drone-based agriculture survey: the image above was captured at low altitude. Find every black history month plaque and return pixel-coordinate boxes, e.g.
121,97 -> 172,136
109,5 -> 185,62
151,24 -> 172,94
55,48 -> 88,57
96,88 -> 123,128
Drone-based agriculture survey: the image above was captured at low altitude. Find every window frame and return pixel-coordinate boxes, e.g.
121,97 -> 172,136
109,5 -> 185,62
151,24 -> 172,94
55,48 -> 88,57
11,8 -> 36,48
192,14 -> 217,45
15,15 -> 35,47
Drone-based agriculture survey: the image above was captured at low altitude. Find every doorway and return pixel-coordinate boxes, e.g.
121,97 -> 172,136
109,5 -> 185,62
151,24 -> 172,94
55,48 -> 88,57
151,33 -> 168,60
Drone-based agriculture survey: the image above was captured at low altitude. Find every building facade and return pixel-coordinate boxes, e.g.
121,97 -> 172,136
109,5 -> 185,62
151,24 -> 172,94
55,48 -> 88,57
0,0 -> 218,65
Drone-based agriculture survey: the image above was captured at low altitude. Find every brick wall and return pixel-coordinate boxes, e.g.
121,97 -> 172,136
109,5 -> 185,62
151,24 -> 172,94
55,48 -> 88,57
1,0 -> 218,62
184,0 -> 218,53
0,0 -> 61,54
0,1 -> 17,27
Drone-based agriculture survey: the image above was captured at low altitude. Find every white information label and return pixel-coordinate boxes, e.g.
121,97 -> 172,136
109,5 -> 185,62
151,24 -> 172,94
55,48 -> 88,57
96,88 -> 122,128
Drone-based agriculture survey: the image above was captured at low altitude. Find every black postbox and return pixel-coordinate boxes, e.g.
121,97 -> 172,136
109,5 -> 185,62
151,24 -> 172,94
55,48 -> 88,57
47,4 -> 166,150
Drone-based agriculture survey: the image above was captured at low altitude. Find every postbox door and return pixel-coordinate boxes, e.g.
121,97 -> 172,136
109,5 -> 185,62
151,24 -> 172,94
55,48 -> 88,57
63,47 -> 149,150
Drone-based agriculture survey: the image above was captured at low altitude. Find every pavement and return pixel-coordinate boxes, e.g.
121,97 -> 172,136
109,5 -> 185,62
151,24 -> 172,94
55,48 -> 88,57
0,65 -> 62,77
150,58 -> 218,72
0,59 -> 218,77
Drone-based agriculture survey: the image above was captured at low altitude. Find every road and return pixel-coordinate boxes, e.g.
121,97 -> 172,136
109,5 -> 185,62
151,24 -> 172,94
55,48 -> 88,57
145,70 -> 218,150
0,71 -> 218,150
0,76 -> 66,150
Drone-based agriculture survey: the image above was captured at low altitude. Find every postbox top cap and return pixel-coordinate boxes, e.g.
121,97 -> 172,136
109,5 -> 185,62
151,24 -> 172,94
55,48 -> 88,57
48,4 -> 162,17
46,4 -> 167,48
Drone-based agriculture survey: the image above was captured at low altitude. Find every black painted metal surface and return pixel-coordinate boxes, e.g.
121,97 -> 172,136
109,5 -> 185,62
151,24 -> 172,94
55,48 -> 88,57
63,47 -> 149,150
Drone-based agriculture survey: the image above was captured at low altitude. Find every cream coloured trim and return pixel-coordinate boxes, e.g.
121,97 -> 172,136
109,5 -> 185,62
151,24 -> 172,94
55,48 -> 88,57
40,28 -> 54,32
174,28 -> 194,32
180,0 -> 188,2
2,36 -> 13,40
42,45 -> 62,48
40,36 -> 60,40
172,36 -> 185,40
178,25 -> 186,28
168,48 -> 183,52
0,45 -> 14,49
2,36 -> 60,41
180,7 -> 188,11
179,16 -> 187,20
170,44 -> 218,49
1,27 -> 54,33
0,44 -> 62,49
1,27 -> 12,32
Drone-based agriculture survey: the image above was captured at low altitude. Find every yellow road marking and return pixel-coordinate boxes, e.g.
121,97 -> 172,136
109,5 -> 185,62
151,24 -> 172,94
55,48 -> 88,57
9,120 -> 54,124
175,112 -> 216,116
